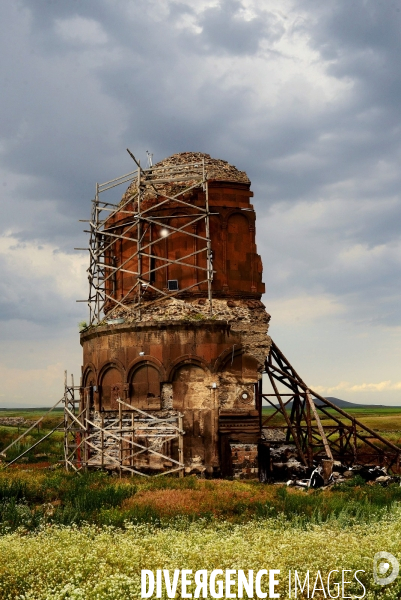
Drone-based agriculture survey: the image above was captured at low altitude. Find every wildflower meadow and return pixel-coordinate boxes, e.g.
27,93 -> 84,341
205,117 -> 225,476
0,469 -> 401,598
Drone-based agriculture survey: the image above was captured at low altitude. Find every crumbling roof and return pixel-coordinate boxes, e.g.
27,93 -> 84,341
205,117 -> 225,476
121,152 -> 250,205
152,152 -> 250,184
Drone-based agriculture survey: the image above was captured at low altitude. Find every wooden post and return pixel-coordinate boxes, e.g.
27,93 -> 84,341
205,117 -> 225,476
305,394 -> 314,467
352,420 -> 358,463
305,390 -> 333,461
119,399 -> 123,478
84,387 -> 90,471
131,412 -> 135,476
137,163 -> 142,319
178,413 -> 184,478
101,413 -> 104,470
339,425 -> 344,463
267,369 -> 308,466
204,173 -> 213,316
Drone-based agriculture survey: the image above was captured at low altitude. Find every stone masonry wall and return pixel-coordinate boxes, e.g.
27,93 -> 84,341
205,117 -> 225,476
230,443 -> 258,479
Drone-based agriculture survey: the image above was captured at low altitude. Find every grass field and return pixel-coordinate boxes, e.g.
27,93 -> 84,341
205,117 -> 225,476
2,468 -> 401,530
0,408 -> 63,465
0,407 -> 401,598
0,407 -> 64,416
0,470 -> 401,598
2,513 -> 401,599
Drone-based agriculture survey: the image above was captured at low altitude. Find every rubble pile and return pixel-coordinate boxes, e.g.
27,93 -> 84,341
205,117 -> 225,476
285,462 -> 395,490
121,152 -> 250,205
112,297 -> 268,325
231,444 -> 259,479
270,444 -> 309,480
0,417 -> 30,427
261,429 -> 396,488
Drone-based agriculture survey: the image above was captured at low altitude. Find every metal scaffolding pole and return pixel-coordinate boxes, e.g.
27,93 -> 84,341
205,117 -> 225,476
77,153 -> 215,326
61,373 -> 185,476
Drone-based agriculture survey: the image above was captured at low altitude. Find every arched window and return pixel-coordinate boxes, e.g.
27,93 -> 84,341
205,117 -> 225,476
130,364 -> 161,410
172,363 -> 206,409
100,367 -> 122,411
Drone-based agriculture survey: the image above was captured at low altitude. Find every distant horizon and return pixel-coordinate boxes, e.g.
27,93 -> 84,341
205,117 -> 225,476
1,397 -> 401,410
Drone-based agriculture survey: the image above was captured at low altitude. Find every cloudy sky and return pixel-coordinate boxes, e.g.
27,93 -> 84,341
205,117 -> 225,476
1,0 -> 400,406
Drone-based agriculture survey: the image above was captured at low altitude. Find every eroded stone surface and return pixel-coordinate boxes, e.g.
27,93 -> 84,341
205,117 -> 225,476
121,152 -> 250,205
81,152 -> 271,477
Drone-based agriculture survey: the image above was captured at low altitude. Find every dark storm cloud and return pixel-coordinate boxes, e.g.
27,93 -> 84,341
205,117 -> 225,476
299,1 -> 401,65
0,0 -> 400,335
260,0 -> 401,324
1,0 -> 274,222
197,0 -> 283,55
241,2 -> 401,203
286,1 -> 401,190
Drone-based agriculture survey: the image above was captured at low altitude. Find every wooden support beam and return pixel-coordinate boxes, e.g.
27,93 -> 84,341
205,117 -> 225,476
259,340 -> 401,474
305,390 -> 333,461
267,367 -> 308,466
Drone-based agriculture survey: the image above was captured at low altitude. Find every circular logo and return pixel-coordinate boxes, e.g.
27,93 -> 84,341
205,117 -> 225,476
373,552 -> 399,585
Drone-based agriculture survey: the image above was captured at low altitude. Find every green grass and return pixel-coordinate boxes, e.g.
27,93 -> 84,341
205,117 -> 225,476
0,408 -> 64,461
261,404 -> 401,413
0,418 -> 64,465
261,405 -> 401,417
0,408 -> 63,417
0,407 -> 400,598
1,474 -> 401,598
0,469 -> 401,533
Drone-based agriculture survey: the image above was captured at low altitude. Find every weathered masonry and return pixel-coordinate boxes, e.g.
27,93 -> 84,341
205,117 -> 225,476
2,151 -> 400,478
78,152 -> 271,477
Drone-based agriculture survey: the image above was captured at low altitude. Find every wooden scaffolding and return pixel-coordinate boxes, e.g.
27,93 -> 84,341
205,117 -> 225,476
64,374 -> 185,476
259,341 -> 401,473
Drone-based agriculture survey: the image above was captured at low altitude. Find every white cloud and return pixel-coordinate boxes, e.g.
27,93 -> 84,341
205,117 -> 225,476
314,380 -> 401,394
0,234 -> 86,302
338,241 -> 401,273
266,293 -> 345,325
55,16 -> 108,46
